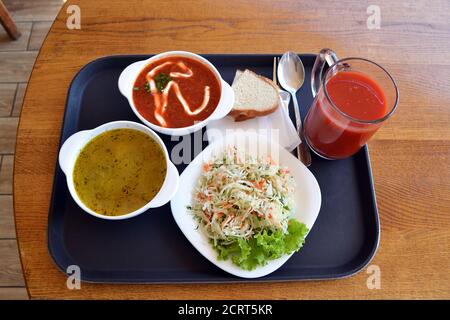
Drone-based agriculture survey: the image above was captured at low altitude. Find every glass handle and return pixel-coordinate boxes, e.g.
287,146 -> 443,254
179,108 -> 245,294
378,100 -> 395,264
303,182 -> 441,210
311,48 -> 339,97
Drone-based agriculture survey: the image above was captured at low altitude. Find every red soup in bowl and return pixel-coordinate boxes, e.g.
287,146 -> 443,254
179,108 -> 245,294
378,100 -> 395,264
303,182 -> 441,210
132,56 -> 221,128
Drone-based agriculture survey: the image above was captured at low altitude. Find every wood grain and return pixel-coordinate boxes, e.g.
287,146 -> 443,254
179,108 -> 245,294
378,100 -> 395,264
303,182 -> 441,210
28,21 -> 51,51
11,82 -> 25,116
0,0 -> 21,40
0,22 -> 31,51
0,51 -> 36,82
0,83 -> 16,116
3,0 -> 62,22
0,240 -> 24,286
0,195 -> 15,238
13,0 -> 450,299
0,154 -> 13,193
0,119 -> 18,154
0,287 -> 28,299
369,140 -> 450,231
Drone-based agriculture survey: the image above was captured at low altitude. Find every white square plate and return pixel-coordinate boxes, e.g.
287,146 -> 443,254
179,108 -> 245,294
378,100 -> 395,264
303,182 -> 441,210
170,132 -> 321,278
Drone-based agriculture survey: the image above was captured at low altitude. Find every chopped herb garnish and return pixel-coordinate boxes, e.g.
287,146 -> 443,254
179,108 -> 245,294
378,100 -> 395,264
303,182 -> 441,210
144,81 -> 151,93
133,86 -> 139,91
154,72 -> 172,92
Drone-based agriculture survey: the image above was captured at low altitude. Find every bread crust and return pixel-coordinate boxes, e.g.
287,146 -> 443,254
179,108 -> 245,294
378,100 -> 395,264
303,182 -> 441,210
229,69 -> 280,121
229,105 -> 278,121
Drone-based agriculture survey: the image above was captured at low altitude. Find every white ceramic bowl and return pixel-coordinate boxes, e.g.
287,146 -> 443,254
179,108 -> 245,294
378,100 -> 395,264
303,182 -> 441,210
59,121 -> 180,220
118,51 -> 235,136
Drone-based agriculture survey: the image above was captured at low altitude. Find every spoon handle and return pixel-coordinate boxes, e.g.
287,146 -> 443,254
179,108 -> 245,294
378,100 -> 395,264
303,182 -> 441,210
291,92 -> 312,167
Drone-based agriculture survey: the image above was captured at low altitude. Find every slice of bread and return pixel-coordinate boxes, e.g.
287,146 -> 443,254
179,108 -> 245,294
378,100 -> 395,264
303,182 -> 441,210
229,69 -> 279,121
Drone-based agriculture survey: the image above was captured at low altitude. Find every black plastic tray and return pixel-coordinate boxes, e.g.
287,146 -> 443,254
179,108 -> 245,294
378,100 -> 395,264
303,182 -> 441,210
48,54 -> 379,283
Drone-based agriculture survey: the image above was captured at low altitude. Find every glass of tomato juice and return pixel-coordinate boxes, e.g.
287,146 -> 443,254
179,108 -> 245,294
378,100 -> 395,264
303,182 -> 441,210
304,49 -> 399,160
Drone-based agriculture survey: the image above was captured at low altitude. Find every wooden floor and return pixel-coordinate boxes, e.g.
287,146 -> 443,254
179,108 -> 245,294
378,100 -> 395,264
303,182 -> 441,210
0,0 -> 64,300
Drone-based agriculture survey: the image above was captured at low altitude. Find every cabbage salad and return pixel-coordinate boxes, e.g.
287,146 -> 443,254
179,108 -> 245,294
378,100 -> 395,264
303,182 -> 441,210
188,147 -> 308,270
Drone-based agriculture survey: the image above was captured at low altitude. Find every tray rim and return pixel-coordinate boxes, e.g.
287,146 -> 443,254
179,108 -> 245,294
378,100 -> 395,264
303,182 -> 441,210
47,53 -> 380,283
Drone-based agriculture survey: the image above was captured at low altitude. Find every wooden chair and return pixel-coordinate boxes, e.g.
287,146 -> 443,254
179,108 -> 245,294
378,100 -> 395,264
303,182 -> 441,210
0,0 -> 21,40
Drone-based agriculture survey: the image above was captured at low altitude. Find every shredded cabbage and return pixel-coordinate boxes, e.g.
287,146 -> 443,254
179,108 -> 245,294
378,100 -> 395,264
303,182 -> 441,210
188,147 -> 309,270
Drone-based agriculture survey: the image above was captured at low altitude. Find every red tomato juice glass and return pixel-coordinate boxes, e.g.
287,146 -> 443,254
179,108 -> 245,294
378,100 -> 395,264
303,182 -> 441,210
304,49 -> 399,160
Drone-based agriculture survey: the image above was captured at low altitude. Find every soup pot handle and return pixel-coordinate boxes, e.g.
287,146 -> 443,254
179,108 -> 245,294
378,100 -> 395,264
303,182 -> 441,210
59,130 -> 89,175
148,161 -> 180,208
210,80 -> 235,120
311,48 -> 339,97
118,61 -> 146,97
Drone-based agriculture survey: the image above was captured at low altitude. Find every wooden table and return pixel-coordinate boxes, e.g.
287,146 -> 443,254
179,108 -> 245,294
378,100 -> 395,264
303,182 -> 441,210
14,0 -> 450,299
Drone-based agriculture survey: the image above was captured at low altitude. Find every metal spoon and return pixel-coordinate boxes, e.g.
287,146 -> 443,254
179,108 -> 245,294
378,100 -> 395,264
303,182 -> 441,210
277,51 -> 312,167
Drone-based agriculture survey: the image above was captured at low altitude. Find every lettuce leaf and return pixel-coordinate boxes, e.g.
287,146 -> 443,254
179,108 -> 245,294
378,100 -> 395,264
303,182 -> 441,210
213,219 -> 309,270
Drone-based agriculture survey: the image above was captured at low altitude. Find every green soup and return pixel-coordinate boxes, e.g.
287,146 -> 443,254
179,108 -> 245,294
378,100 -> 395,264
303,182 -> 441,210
73,128 -> 167,216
